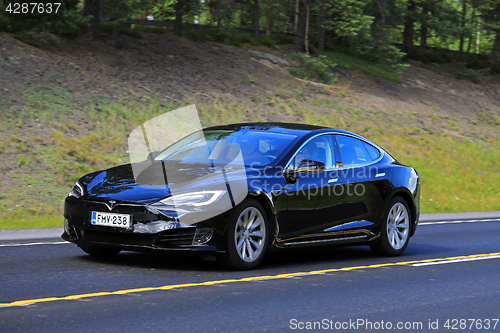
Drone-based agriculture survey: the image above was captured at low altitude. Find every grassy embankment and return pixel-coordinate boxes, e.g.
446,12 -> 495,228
1,62 -> 499,230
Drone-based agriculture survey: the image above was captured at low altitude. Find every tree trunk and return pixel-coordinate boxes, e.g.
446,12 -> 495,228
467,8 -> 475,54
490,29 -> 500,74
317,2 -> 326,51
303,0 -> 309,54
420,4 -> 429,48
174,0 -> 184,36
402,0 -> 416,53
111,0 -> 123,49
476,19 -> 480,54
266,5 -> 274,36
293,0 -> 307,52
294,0 -> 299,33
254,0 -> 260,39
216,0 -> 222,28
83,0 -> 90,15
87,0 -> 100,41
284,0 -> 294,33
459,0 -> 467,53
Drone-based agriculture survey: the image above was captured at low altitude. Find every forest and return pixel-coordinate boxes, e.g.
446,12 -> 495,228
2,0 -> 500,74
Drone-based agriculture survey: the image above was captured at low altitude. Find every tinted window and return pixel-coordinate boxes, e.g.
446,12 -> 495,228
292,135 -> 335,170
155,130 -> 297,167
363,142 -> 380,160
337,135 -> 374,167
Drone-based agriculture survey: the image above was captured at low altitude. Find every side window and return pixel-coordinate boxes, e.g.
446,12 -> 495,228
362,142 -> 380,160
337,135 -> 375,167
293,135 -> 334,170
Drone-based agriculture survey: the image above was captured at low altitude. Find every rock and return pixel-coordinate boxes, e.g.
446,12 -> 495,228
248,50 -> 290,67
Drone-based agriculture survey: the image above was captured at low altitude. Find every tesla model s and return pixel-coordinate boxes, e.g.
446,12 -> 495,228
63,123 -> 420,270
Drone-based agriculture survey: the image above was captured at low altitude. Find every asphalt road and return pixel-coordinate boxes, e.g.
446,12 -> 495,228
1,212 -> 500,333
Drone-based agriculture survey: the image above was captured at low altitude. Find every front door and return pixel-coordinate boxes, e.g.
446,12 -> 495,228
278,135 -> 347,241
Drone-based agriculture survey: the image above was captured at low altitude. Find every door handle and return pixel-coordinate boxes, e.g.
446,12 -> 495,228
375,173 -> 386,178
328,178 -> 339,183
272,187 -> 291,195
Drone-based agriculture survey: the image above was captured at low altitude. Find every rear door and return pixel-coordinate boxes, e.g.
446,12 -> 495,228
335,134 -> 393,236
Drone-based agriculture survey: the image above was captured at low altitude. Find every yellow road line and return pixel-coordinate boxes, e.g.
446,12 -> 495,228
2,252 -> 500,308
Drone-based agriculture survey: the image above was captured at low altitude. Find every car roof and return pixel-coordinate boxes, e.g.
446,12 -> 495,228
203,122 -> 359,138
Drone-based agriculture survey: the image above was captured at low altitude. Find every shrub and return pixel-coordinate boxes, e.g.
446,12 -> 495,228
289,53 -> 337,84
446,62 -> 490,84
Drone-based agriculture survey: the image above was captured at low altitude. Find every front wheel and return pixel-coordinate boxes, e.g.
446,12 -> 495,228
219,199 -> 268,270
370,196 -> 411,256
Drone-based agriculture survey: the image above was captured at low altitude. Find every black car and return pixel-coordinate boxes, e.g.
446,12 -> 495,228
63,123 -> 420,270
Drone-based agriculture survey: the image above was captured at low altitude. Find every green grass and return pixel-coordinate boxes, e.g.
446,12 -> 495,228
320,50 -> 403,83
0,216 -> 64,230
1,86 -> 499,229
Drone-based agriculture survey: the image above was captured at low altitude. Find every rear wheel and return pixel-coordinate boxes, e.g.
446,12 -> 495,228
80,246 -> 121,257
219,199 -> 268,270
370,196 -> 411,256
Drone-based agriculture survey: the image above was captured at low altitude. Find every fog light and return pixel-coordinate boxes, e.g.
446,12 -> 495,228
193,228 -> 214,245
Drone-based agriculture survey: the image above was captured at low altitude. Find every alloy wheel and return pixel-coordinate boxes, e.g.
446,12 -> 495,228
386,202 -> 410,250
234,206 -> 267,262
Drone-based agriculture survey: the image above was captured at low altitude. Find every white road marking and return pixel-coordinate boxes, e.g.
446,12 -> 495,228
412,254 -> 500,267
420,218 -> 500,225
0,241 -> 69,247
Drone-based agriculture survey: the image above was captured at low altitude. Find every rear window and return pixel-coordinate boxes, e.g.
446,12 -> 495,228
363,142 -> 380,160
337,135 -> 378,167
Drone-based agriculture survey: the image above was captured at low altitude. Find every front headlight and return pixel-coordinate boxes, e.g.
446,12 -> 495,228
159,190 -> 226,207
69,182 -> 83,198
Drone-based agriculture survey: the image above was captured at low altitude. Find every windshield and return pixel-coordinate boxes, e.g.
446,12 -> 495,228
155,129 -> 297,167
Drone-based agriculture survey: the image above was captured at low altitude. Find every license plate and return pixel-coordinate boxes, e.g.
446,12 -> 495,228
91,211 -> 131,229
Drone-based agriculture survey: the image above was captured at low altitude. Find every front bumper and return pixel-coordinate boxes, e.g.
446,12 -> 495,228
63,196 -> 228,253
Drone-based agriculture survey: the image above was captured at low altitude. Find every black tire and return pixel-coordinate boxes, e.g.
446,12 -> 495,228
219,199 -> 269,270
370,196 -> 411,256
80,246 -> 121,257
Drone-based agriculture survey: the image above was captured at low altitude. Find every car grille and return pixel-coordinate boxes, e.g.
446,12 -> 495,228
84,229 -> 156,246
158,228 -> 196,247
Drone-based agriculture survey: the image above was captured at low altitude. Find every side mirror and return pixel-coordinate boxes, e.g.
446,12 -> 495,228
147,150 -> 161,162
296,159 -> 326,172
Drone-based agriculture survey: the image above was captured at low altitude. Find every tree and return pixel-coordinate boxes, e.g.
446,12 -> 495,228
254,0 -> 260,39
174,0 -> 184,36
316,0 -> 328,50
324,0 -> 373,54
293,0 -> 309,53
477,0 -> 500,72
111,0 -> 125,48
459,0 -> 468,53
420,2 -> 431,47
402,0 -> 417,53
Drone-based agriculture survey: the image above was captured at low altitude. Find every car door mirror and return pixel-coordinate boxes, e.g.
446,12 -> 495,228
147,150 -> 161,162
296,160 -> 326,172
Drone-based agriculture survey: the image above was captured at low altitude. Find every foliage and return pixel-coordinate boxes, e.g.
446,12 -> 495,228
321,50 -> 403,83
445,62 -> 491,83
152,0 -> 177,21
183,25 -> 293,47
324,0 -> 374,55
288,53 -> 337,84
13,30 -> 60,47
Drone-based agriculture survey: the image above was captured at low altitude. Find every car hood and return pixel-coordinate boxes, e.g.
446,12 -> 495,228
83,161 -> 252,204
